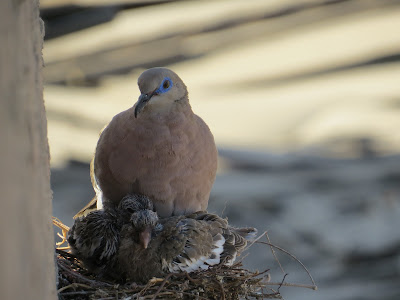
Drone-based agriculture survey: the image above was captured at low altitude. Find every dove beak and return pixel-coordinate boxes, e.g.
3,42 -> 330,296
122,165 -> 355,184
134,89 -> 158,118
139,225 -> 152,249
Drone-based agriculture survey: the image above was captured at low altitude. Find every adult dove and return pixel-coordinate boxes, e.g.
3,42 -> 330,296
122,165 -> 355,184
75,68 -> 218,218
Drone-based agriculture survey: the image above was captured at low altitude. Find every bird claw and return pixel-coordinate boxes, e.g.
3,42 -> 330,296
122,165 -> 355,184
52,217 -> 71,249
149,277 -> 165,284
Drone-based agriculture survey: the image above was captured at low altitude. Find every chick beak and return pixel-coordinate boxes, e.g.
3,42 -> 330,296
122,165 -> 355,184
139,225 -> 152,249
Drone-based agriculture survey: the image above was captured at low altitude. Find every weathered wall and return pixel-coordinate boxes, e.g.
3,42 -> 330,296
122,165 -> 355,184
0,1 -> 56,299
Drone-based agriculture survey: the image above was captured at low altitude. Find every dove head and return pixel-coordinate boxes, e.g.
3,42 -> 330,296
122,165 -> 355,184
135,67 -> 188,117
118,194 -> 159,249
119,194 -> 153,221
130,209 -> 158,249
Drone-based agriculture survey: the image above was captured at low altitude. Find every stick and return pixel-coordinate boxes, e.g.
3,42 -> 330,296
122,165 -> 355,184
255,241 -> 317,289
151,273 -> 173,300
266,281 -> 317,291
265,232 -> 285,275
58,260 -> 113,288
57,282 -> 94,293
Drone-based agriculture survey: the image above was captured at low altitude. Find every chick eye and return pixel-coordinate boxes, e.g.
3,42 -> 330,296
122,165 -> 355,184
163,80 -> 170,89
126,207 -> 135,213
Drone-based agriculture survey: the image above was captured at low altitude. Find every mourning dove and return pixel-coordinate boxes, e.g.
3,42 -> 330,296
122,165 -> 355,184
75,67 -> 218,218
67,209 -> 120,276
68,194 -> 257,283
116,195 -> 256,283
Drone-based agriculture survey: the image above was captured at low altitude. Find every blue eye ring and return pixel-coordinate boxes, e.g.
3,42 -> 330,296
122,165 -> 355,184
156,77 -> 173,94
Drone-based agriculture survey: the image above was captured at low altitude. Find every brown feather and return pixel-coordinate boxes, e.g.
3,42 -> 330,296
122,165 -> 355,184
76,68 -> 218,218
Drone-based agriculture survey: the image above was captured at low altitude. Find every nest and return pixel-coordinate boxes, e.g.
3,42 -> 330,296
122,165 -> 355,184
54,218 -> 317,300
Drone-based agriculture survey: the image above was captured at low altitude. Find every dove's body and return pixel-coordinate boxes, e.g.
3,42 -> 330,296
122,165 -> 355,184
94,101 -> 217,217
76,68 -> 218,218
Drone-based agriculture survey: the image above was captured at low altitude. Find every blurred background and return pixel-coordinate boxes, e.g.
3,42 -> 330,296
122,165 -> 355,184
44,0 -> 400,299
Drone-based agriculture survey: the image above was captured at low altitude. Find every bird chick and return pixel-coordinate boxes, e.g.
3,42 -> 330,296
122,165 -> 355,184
115,195 -> 257,283
67,209 -> 121,276
68,194 -> 256,283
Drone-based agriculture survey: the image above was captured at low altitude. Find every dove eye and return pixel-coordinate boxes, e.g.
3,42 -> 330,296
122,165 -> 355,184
158,77 -> 172,94
163,80 -> 170,89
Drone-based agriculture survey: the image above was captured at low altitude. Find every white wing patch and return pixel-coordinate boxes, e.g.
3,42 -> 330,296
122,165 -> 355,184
167,234 -> 226,273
